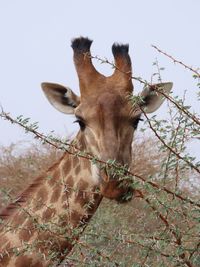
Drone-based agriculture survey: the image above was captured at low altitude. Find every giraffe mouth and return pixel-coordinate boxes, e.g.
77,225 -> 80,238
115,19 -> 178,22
99,169 -> 133,202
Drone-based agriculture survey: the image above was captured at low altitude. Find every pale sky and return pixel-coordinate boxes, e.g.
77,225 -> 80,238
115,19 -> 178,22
0,0 -> 199,159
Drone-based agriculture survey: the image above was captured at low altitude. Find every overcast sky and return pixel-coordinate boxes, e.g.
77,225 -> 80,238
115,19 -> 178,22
0,0 -> 199,159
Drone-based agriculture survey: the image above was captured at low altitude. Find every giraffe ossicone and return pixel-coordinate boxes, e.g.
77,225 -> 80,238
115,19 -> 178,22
0,37 -> 172,267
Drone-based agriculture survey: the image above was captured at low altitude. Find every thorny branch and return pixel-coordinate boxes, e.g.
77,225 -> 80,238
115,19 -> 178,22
0,47 -> 200,266
152,45 -> 200,78
92,54 -> 200,127
137,190 -> 194,267
141,109 -> 200,175
0,110 -> 199,209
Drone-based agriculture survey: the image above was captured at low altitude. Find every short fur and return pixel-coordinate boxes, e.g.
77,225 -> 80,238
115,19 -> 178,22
71,37 -> 93,53
112,43 -> 129,56
0,36 -> 172,267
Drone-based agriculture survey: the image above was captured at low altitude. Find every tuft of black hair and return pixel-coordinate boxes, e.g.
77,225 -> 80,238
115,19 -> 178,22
112,43 -> 129,57
71,37 -> 93,53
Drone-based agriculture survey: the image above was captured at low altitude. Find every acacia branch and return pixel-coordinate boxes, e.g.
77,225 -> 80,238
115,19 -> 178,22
137,190 -> 193,267
152,45 -> 200,78
92,54 -> 200,127
141,109 -> 200,175
0,110 -> 199,209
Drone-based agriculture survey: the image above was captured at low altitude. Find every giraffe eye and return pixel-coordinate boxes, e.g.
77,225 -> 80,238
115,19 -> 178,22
74,116 -> 86,130
131,117 -> 143,129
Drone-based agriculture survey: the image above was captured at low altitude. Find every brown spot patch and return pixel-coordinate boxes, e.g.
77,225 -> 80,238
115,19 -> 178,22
0,235 -> 8,247
77,180 -> 89,190
0,254 -> 10,266
62,158 -> 71,176
36,187 -> 48,202
34,187 -> 48,210
32,262 -> 44,267
24,218 -> 35,230
19,219 -> 34,242
15,255 -> 33,267
71,210 -> 83,227
66,175 -> 74,188
74,180 -> 90,206
48,169 -> 60,187
50,185 -> 62,203
82,158 -> 91,172
19,228 -> 31,242
42,208 -> 56,221
58,213 -> 69,228
61,191 -> 70,202
75,165 -> 81,175
73,156 -> 79,168
36,232 -> 52,254
0,242 -> 11,266
12,211 -> 27,228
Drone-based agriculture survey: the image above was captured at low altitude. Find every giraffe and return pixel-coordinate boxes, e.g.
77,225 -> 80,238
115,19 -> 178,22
0,37 -> 172,267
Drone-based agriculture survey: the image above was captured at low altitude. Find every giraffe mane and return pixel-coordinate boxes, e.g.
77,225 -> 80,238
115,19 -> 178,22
0,175 -> 43,220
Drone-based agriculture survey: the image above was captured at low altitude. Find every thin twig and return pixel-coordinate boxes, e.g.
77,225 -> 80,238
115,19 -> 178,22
141,109 -> 200,175
0,110 -> 199,209
152,45 -> 200,78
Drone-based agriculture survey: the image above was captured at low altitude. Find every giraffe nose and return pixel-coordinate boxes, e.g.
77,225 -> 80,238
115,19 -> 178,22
100,133 -> 130,167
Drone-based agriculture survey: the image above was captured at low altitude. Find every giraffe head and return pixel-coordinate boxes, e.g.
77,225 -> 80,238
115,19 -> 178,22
42,37 -> 172,201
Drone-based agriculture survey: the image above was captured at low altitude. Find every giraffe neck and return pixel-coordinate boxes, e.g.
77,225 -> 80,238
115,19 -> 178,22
0,134 -> 103,267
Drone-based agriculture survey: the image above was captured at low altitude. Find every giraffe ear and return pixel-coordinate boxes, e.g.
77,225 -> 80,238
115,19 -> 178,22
139,82 -> 173,113
41,82 -> 80,114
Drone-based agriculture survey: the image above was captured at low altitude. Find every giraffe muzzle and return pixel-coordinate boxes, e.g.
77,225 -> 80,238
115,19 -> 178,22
99,168 -> 133,201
